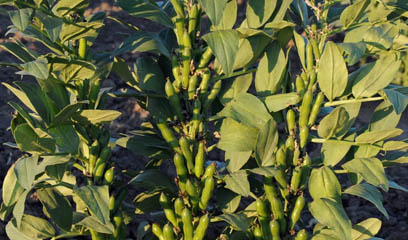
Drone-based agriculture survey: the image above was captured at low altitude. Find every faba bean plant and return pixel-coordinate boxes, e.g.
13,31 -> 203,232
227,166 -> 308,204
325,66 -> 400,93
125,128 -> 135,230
1,0 -> 408,239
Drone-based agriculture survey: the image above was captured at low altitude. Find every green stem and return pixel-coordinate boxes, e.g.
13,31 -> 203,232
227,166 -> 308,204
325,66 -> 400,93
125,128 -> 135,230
311,138 -> 383,149
211,68 -> 256,82
324,96 -> 384,107
334,169 -> 349,174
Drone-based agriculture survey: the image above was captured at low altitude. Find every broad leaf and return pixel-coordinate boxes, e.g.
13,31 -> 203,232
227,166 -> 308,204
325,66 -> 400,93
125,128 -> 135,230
342,158 -> 388,191
73,185 -> 110,225
322,133 -> 354,167
340,0 -> 370,28
225,150 -> 252,173
212,213 -> 250,232
344,183 -> 388,219
52,0 -> 88,17
215,189 -> 241,213
317,42 -> 348,101
246,0 -> 276,28
2,164 -> 25,207
14,155 -> 39,190
318,107 -> 350,139
224,170 -> 251,197
369,101 -> 401,131
72,212 -> 114,234
134,57 -> 165,94
218,118 -> 258,152
203,30 -> 239,76
219,73 -> 252,105
18,214 -> 55,239
213,0 -> 237,30
247,167 -> 279,177
113,32 -> 170,57
75,110 -> 121,124
8,9 -> 33,31
355,128 -> 403,144
263,92 -> 300,112
201,0 -> 228,26
309,166 -> 342,201
351,218 -> 382,240
384,88 -> 408,114
255,119 -> 279,167
128,169 -> 177,193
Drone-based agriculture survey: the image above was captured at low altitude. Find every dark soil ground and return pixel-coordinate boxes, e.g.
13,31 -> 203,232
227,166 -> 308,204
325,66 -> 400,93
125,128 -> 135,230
0,0 -> 407,239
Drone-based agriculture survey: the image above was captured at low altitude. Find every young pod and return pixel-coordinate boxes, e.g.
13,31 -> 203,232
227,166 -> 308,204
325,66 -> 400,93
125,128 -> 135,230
308,70 -> 317,90
299,127 -> 309,149
182,33 -> 192,89
179,137 -> 194,173
290,166 -> 302,193
78,38 -> 87,59
201,162 -> 216,181
199,68 -> 211,94
286,109 -> 296,134
163,223 -> 176,240
186,179 -> 199,208
93,147 -> 111,183
299,154 -> 312,190
198,48 -> 213,69
276,145 -> 287,169
274,169 -> 288,199
199,176 -> 215,210
295,229 -> 308,240
306,42 -> 314,73
188,74 -> 199,100
264,177 -> 286,233
270,219 -> 281,240
188,4 -> 199,40
308,92 -> 324,127
182,208 -> 194,240
190,99 -> 201,139
159,193 -> 178,228
174,197 -> 185,225
152,223 -> 165,240
194,141 -> 205,178
296,75 -> 305,94
193,214 -> 209,240
290,195 -> 306,230
258,216 -> 272,240
113,210 -> 123,238
203,80 -> 221,111
157,119 -> 180,153
88,140 -> 100,176
311,38 -> 321,59
171,55 -> 182,90
174,153 -> 188,191
299,90 -> 313,128
103,166 -> 114,185
253,225 -> 263,240
165,80 -> 184,121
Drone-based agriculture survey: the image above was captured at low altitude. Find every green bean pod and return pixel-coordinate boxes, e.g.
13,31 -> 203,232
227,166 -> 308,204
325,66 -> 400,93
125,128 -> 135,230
190,99 -> 201,139
264,177 -> 286,233
296,75 -> 305,94
194,141 -> 205,178
311,38 -> 321,59
193,214 -> 209,240
292,145 -> 301,166
270,219 -> 281,240
165,80 -> 184,121
174,153 -> 188,191
199,69 -> 211,94
88,140 -> 100,176
179,137 -> 194,172
274,169 -> 289,199
182,31 -> 192,89
188,4 -> 199,40
201,162 -> 216,181
93,147 -> 111,183
103,166 -> 114,185
188,74 -> 199,100
109,195 -> 115,213
186,179 -> 199,208
203,79 -> 221,111
112,188 -> 128,215
308,92 -> 324,127
113,210 -> 123,239
198,47 -> 213,69
160,193 -> 179,228
299,90 -> 313,128
299,127 -> 309,149
286,109 -> 296,134
199,176 -> 215,210
163,223 -> 176,240
78,38 -> 87,59
276,145 -> 287,169
182,208 -> 194,240
174,197 -> 185,226
306,42 -> 314,73
175,17 -> 185,47
290,166 -> 302,193
157,119 -> 180,153
152,223 -> 165,240
253,225 -> 263,240
295,229 -> 308,240
308,70 -> 317,90
171,55 -> 182,90
170,0 -> 185,19
299,154 -> 311,190
290,195 -> 305,230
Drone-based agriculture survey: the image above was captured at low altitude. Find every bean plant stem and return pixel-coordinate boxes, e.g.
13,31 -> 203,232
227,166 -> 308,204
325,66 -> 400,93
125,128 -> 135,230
324,96 -> 384,107
311,138 -> 383,150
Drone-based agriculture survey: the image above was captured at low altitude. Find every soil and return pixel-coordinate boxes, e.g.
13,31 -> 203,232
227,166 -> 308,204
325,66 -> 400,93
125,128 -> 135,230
0,0 -> 407,239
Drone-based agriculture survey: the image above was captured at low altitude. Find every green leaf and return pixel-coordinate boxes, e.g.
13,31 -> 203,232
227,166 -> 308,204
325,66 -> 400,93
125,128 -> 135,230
13,190 -> 28,228
217,93 -> 271,129
116,132 -> 168,158
73,185 -> 110,225
340,0 -> 370,28
384,88 -> 408,114
52,102 -> 87,125
135,57 -> 165,94
337,42 -> 366,65
355,128 -> 403,144
2,164 -> 25,207
128,169 -> 177,194
352,56 -> 401,98
115,0 -> 173,27
369,101 -> 401,131
388,180 -> 408,193
219,73 -> 252,105
19,214 -> 55,239
318,107 -> 350,139
203,30 -> 239,76
59,21 -> 104,43
13,123 -> 55,154
263,92 -> 300,112
38,14 -> 63,42
246,0 -> 276,28
224,170 -> 251,197
134,191 -> 161,214
8,8 -> 33,31
52,0 -> 88,17
233,34 -> 272,70
342,158 -> 388,191
213,0 -> 237,30
0,41 -> 36,62
293,30 -> 307,70
75,110 -> 121,124
212,213 -> 250,232
48,57 -> 97,83
309,198 -> 352,240
3,83 -> 36,113
36,77 -> 70,111
309,166 -> 342,202
225,151 -> 252,173
72,212 -> 114,234
218,118 -> 258,152
255,42 -> 287,96
112,57 -> 138,87
271,0 -> 293,22
215,189 -> 241,213
49,125 -> 80,154
351,218 -> 382,240
322,133 -> 355,167
247,167 -> 279,177
37,188 -> 73,231
383,141 -> 408,151
6,220 -> 33,240
317,42 -> 348,101
201,0 -> 228,26
14,155 -> 39,190
113,32 -> 170,58
344,183 -> 388,219
255,119 -> 279,167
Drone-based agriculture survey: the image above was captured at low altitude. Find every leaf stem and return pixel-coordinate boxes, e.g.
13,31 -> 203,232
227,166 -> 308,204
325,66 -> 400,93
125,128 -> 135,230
311,138 -> 383,150
212,68 -> 256,82
334,169 -> 349,174
324,96 -> 384,107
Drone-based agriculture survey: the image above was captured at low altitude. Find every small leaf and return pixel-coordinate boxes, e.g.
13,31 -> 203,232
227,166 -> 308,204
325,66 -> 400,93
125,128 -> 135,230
309,198 -> 352,240
317,42 -> 348,101
212,213 -> 250,232
309,166 -> 342,201
340,0 -> 370,28
203,30 -> 239,76
263,92 -> 300,112
72,212 -> 114,234
369,101 -> 401,131
337,42 -> 366,65
76,110 -> 121,124
8,8 -> 33,31
2,164 -> 25,207
351,218 -> 382,240
213,0 -> 237,30
322,133 -> 355,167
14,155 -> 39,190
318,107 -> 350,139
384,88 -> 408,115
344,183 -> 388,219
215,189 -> 241,213
355,128 -> 403,144
6,220 -> 32,240
224,170 -> 251,197
342,158 -> 388,191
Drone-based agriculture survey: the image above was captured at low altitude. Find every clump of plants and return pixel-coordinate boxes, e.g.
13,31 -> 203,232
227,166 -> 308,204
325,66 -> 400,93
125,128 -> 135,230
1,0 -> 408,239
